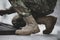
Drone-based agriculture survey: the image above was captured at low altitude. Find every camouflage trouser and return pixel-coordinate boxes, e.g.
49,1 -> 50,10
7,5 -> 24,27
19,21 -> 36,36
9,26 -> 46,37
9,0 -> 31,17
9,0 -> 57,17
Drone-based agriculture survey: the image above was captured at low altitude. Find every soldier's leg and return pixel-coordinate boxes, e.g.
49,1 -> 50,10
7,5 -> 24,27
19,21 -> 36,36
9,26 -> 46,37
36,16 -> 57,34
9,0 -> 40,35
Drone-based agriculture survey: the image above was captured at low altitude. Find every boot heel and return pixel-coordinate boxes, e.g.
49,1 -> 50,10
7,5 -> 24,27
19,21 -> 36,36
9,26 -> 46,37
32,27 -> 40,34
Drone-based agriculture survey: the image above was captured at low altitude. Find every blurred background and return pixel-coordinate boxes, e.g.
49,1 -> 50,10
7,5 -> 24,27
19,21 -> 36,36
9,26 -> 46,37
0,0 -> 60,40
0,0 -> 17,25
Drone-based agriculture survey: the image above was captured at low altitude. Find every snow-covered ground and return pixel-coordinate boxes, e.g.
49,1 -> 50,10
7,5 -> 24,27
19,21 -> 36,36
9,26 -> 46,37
0,25 -> 59,40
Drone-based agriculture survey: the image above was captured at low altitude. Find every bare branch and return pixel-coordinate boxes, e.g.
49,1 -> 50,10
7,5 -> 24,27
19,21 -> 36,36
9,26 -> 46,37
0,6 -> 16,16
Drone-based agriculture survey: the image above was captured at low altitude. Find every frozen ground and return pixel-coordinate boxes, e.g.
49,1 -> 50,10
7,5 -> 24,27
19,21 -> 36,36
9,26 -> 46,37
0,35 -> 57,40
0,25 -> 60,40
